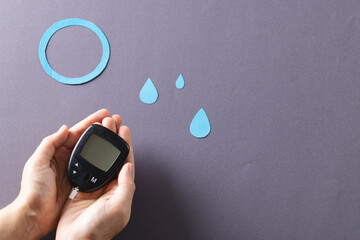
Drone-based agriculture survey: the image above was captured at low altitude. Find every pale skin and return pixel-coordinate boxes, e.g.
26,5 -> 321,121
0,109 -> 135,240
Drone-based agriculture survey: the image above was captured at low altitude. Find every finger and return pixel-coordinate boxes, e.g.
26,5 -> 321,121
33,125 -> 69,162
64,109 -> 110,148
118,126 -> 135,179
112,114 -> 122,133
102,117 -> 116,133
112,163 -> 135,214
119,126 -> 132,148
53,146 -> 71,170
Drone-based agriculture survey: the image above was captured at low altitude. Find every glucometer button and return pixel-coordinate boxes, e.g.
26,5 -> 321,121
88,175 -> 99,185
73,160 -> 83,171
87,174 -> 105,188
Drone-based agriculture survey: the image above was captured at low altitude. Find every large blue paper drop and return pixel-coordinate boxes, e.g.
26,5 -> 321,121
139,78 -> 158,104
190,108 -> 211,138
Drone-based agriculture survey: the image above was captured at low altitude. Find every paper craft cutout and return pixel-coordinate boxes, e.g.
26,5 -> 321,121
139,78 -> 158,104
176,74 -> 185,89
190,108 -> 211,138
38,18 -> 110,85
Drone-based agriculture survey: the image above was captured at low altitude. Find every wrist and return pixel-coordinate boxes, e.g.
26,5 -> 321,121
0,197 -> 42,240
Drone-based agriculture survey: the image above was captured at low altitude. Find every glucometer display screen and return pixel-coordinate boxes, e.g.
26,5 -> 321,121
80,134 -> 121,172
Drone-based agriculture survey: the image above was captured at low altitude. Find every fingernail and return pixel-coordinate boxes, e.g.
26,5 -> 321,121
57,125 -> 66,133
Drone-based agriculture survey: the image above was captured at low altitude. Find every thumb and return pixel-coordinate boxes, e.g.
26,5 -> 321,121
111,163 -> 135,218
32,125 -> 69,163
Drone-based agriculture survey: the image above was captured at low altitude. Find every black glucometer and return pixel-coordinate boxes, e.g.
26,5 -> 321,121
67,124 -> 129,194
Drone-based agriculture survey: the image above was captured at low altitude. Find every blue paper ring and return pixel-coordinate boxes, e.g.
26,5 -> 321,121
39,18 -> 110,85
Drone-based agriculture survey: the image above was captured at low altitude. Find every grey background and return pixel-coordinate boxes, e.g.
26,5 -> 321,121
0,0 -> 360,239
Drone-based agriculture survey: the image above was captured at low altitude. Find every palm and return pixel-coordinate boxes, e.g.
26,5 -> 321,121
20,145 -> 72,234
57,179 -> 123,239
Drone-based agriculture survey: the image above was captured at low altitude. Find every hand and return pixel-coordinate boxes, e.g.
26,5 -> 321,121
0,109 -> 111,239
55,116 -> 136,240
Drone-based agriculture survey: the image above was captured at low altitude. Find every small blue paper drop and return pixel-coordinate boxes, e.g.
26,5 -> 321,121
190,108 -> 211,138
176,74 -> 185,89
139,78 -> 158,104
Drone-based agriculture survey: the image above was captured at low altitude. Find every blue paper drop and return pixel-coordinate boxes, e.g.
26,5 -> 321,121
190,108 -> 211,138
176,74 -> 185,89
139,78 -> 158,104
